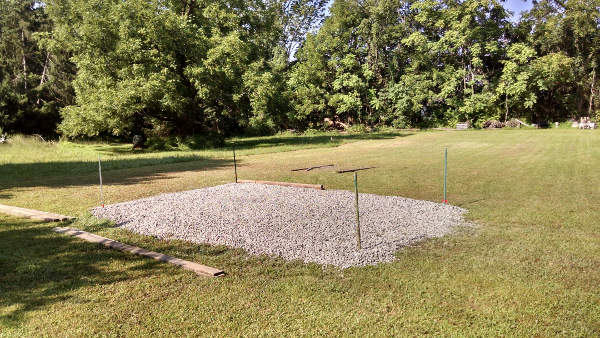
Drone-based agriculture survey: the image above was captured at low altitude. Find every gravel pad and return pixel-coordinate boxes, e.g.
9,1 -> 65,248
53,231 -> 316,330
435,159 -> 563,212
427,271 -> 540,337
92,183 -> 467,268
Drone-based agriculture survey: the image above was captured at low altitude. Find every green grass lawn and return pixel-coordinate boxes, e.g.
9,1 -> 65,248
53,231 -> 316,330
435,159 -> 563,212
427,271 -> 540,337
1,130 -> 599,335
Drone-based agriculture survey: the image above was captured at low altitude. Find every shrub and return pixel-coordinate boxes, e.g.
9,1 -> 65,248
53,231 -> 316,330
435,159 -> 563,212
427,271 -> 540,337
277,129 -> 298,137
180,133 -> 225,149
346,124 -> 368,133
146,133 -> 225,151
392,116 -> 408,129
244,117 -> 277,136
302,128 -> 323,136
146,136 -> 169,151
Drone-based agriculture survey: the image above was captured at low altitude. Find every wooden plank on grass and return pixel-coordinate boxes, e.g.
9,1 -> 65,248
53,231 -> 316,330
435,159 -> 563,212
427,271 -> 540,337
54,227 -> 225,277
335,167 -> 376,174
0,204 -> 74,222
306,164 -> 334,171
291,164 -> 334,172
238,179 -> 324,190
290,167 -> 310,171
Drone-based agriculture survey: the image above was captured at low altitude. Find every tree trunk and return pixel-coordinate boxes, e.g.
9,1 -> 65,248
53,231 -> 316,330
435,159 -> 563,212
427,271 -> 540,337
505,94 -> 509,122
21,29 -> 27,90
182,0 -> 195,17
589,67 -> 596,115
39,52 -> 50,86
463,65 -> 467,92
37,52 -> 51,105
471,68 -> 475,96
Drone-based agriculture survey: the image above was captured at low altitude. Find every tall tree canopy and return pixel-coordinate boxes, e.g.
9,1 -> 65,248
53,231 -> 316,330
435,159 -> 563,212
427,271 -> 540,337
0,0 -> 599,137
48,0 -> 326,137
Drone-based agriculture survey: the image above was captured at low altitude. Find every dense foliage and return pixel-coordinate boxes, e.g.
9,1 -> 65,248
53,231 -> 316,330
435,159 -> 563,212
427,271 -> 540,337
0,0 -> 74,136
1,0 -> 599,137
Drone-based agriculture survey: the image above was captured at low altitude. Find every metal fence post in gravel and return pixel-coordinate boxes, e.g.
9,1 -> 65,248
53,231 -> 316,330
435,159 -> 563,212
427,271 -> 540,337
98,154 -> 104,208
233,141 -> 238,183
443,148 -> 448,204
354,172 -> 362,249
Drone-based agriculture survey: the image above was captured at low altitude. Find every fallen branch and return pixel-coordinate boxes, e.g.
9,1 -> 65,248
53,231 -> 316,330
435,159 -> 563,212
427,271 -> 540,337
291,167 -> 310,172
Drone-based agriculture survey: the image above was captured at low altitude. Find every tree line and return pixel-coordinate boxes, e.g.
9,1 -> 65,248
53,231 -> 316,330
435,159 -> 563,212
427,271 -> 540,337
1,0 -> 599,138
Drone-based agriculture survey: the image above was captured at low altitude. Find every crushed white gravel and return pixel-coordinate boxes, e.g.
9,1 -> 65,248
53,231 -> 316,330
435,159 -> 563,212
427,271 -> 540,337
91,183 -> 467,268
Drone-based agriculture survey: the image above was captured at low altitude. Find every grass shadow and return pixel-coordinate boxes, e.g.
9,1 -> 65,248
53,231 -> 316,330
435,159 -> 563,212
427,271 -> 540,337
86,131 -> 412,154
0,132 -> 413,193
0,156 -> 232,191
228,131 -> 411,150
0,217 -> 168,327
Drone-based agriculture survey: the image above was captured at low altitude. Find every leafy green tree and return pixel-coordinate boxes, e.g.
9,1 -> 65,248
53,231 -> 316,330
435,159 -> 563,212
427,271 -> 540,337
520,0 -> 600,119
288,0 -> 365,128
496,43 -> 538,121
49,0 -> 328,137
278,0 -> 329,56
4,0 -> 599,137
49,0 -> 207,137
398,0 -> 510,125
0,0 -> 65,135
287,33 -> 330,127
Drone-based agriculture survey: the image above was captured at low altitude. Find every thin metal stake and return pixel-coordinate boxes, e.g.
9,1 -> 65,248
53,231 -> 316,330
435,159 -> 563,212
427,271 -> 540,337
98,154 -> 104,207
354,172 -> 362,250
233,141 -> 238,183
443,148 -> 448,204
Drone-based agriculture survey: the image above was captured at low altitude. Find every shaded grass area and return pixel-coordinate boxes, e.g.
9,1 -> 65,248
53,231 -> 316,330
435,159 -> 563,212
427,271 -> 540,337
0,156 -> 231,191
1,129 -> 599,335
228,130 -> 406,151
0,131 -> 406,187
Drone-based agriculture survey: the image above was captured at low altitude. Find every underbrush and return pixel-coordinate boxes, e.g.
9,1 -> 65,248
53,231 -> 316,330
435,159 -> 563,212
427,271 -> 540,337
145,134 -> 226,151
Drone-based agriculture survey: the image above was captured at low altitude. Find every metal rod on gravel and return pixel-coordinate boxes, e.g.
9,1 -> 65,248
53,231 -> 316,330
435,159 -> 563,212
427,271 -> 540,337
98,154 -> 104,208
354,172 -> 362,250
443,148 -> 448,204
233,141 -> 238,183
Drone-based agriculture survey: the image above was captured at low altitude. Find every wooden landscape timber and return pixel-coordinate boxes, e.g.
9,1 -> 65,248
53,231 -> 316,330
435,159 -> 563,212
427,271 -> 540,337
335,167 -> 377,174
54,227 -> 225,277
238,179 -> 324,190
291,164 -> 335,172
0,204 -> 74,222
0,203 -> 224,277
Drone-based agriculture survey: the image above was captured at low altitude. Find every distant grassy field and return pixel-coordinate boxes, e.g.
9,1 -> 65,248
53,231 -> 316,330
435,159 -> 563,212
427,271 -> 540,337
1,130 -> 599,335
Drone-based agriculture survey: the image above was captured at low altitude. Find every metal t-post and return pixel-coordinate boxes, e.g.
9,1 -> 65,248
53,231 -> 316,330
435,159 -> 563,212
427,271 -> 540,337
354,172 -> 362,249
443,148 -> 448,204
98,154 -> 104,207
233,141 -> 238,183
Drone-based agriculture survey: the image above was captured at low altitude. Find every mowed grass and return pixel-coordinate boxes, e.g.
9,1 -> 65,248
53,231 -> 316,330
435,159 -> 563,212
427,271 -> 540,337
1,130 -> 599,335
0,132 -> 402,182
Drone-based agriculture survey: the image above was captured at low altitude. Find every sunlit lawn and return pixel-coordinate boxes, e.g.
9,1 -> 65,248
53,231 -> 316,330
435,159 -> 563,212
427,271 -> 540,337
1,129 -> 599,335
